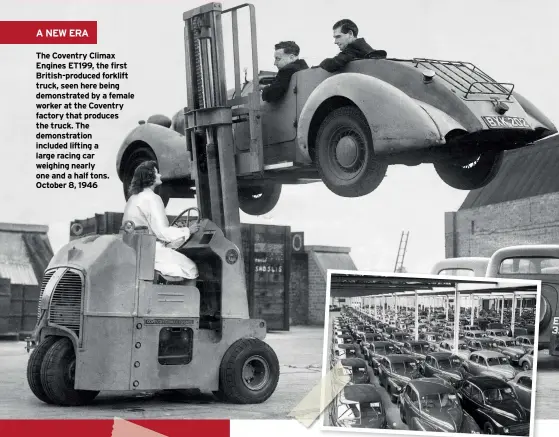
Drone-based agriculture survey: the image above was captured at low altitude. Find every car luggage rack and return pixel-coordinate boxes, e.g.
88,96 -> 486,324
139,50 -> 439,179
413,58 -> 515,99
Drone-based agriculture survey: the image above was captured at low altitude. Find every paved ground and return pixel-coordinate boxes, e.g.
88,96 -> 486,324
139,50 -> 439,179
0,326 -> 323,419
534,350 -> 559,420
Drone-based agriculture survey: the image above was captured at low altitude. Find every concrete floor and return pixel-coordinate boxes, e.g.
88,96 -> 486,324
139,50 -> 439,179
0,326 -> 323,419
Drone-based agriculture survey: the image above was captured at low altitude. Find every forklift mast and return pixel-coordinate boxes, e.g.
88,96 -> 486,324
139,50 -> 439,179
182,2 -> 264,252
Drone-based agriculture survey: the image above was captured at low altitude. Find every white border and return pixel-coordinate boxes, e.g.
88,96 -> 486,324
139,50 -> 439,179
319,269 -> 541,437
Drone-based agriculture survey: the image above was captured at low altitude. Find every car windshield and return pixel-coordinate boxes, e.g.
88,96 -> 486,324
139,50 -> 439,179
420,393 -> 459,411
413,344 -> 426,353
484,388 -> 516,403
375,346 -> 393,355
392,361 -> 417,375
487,356 -> 510,366
504,340 -> 515,346
458,344 -> 468,350
438,358 -> 462,370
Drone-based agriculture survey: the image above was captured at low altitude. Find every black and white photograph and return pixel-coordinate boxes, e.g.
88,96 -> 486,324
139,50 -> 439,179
323,271 -> 540,435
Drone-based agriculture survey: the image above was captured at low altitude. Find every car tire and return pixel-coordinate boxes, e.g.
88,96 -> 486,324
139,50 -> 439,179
217,338 -> 280,404
483,422 -> 496,434
433,150 -> 504,190
122,146 -> 170,206
522,361 -> 531,371
26,336 -> 59,404
40,337 -> 100,406
400,406 -> 407,424
315,106 -> 387,197
238,184 -> 282,216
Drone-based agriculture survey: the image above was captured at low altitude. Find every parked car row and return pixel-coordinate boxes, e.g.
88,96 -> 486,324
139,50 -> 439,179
328,311 -> 533,434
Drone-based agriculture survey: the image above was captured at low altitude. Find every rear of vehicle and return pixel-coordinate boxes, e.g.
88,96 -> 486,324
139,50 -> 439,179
487,245 -> 559,356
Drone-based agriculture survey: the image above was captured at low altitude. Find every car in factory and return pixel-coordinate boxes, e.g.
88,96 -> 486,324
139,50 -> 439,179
518,349 -> 534,372
377,355 -> 421,403
401,340 -> 433,363
492,337 -> 527,364
399,378 -> 481,433
457,376 -> 530,435
515,335 -> 536,353
340,358 -> 370,385
507,371 -> 533,412
330,384 -> 388,428
364,341 -> 400,375
462,351 -> 517,381
420,352 -> 466,387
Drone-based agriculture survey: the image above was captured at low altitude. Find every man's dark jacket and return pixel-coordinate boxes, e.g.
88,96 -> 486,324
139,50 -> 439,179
262,59 -> 309,103
319,38 -> 387,73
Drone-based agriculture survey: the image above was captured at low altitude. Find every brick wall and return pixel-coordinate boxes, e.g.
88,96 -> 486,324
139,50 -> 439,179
447,192 -> 559,257
308,252 -> 326,325
289,253 -> 308,325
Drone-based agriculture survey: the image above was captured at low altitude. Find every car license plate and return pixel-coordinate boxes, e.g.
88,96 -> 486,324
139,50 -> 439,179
482,116 -> 530,129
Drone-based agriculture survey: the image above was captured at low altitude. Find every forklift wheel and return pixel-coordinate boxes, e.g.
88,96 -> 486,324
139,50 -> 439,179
40,337 -> 100,406
218,338 -> 280,404
26,336 -> 59,404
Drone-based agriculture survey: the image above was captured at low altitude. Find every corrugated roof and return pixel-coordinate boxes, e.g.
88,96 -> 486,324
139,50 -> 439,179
0,264 -> 38,286
460,134 -> 559,210
310,250 -> 357,280
0,225 -> 52,286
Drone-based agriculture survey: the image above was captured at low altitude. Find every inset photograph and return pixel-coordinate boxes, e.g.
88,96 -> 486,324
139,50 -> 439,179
323,272 -> 540,436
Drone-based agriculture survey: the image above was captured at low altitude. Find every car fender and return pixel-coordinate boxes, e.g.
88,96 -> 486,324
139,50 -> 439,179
513,91 -> 558,134
296,73 -> 444,160
116,123 -> 191,181
411,417 -> 438,432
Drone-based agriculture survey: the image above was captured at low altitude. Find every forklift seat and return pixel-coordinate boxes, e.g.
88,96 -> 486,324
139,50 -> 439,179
154,270 -> 189,285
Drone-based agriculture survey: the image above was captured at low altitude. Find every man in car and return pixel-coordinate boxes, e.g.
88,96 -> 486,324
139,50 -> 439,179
319,19 -> 387,73
261,41 -> 308,103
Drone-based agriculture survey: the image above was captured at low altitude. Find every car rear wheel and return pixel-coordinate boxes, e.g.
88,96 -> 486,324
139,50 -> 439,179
217,338 -> 280,404
434,150 -> 504,190
238,184 -> 281,216
522,361 -> 531,371
483,422 -> 496,434
40,337 -> 99,406
315,106 -> 387,197
122,146 -> 170,206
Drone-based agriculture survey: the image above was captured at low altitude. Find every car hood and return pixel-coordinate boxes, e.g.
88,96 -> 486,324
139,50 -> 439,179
505,346 -> 526,355
436,369 -> 464,381
487,400 -> 528,425
424,406 -> 463,432
488,365 -> 516,379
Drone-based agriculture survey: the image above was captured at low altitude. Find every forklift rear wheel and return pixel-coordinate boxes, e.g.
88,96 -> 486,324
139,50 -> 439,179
315,106 -> 387,197
218,338 -> 280,404
123,146 -> 170,206
238,185 -> 281,216
433,150 -> 503,190
26,336 -> 59,404
40,337 -> 99,406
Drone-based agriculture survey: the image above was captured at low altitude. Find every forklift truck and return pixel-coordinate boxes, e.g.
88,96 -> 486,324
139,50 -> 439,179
26,2 -> 280,406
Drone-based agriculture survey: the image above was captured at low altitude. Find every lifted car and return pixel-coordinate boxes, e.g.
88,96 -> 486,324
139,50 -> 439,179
116,50 -> 557,216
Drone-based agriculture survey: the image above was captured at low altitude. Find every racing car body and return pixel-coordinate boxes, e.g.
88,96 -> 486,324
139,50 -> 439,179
116,57 -> 557,216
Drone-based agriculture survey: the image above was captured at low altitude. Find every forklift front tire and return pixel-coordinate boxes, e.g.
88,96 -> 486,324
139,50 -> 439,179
40,337 -> 100,406
26,336 -> 59,404
218,338 -> 280,404
238,184 -> 281,216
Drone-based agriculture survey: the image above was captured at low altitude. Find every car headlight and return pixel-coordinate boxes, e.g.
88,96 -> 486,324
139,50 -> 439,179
503,427 -> 510,434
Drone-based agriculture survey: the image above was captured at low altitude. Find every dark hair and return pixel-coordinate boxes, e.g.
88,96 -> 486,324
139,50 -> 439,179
274,41 -> 300,56
333,19 -> 359,37
128,160 -> 157,196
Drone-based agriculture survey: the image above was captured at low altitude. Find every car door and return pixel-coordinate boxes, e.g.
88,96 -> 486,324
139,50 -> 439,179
467,354 -> 480,375
469,385 -> 486,423
512,376 -> 532,410
424,356 -> 436,377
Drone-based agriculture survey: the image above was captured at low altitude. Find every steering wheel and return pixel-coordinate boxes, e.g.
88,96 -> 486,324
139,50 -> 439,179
170,207 -> 201,250
171,207 -> 200,227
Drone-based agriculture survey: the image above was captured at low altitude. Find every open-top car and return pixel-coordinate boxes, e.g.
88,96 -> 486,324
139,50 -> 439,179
462,351 -> 516,381
378,355 -> 421,403
421,352 -> 466,387
341,358 -> 370,385
457,376 -> 530,435
117,52 -> 557,216
399,378 -> 480,433
331,384 -> 388,429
